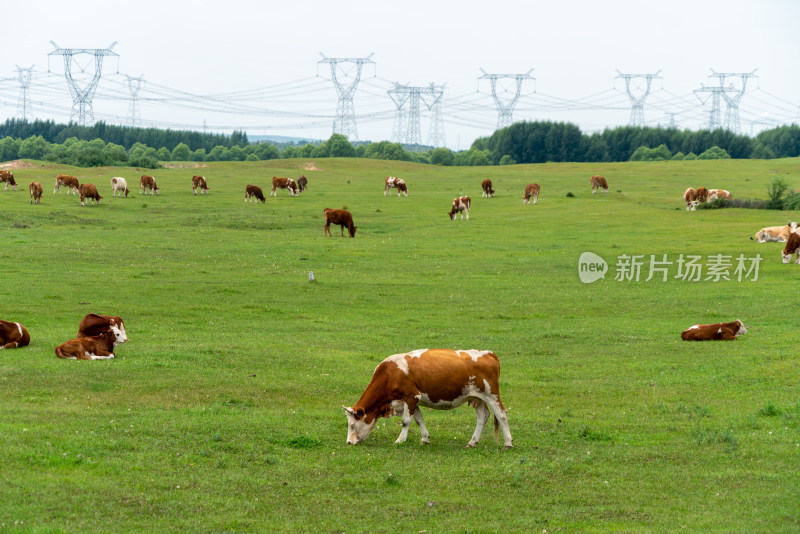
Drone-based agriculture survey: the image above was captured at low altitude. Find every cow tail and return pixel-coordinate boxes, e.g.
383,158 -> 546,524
494,413 -> 500,442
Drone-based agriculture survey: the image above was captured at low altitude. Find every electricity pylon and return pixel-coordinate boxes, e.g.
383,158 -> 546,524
318,53 -> 375,140
15,65 -> 34,121
709,69 -> 758,133
616,70 -> 661,127
694,83 -> 727,130
478,68 -> 534,129
48,41 -> 119,126
125,74 -> 144,128
387,83 -> 445,146
427,84 -> 446,148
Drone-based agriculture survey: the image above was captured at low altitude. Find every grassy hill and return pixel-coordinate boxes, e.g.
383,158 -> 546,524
1,157 -> 798,532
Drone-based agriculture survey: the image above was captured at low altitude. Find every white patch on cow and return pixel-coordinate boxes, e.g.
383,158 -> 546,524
688,325 -> 699,330
385,349 -> 428,375
458,349 -> 489,361
15,323 -> 22,338
717,328 -> 722,334
416,392 -> 467,410
89,353 -> 115,360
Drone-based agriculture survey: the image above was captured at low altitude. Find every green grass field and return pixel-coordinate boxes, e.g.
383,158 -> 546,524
1,157 -> 799,532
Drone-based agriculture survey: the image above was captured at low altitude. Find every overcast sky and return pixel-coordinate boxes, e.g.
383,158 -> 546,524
1,0 -> 797,149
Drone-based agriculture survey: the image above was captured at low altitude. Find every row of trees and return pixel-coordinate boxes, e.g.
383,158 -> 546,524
0,119 -> 797,168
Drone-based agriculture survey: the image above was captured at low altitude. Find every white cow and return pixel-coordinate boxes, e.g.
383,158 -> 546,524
110,177 -> 130,198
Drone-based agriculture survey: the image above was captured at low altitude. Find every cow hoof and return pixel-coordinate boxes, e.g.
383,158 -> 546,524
503,445 -> 513,450
465,443 -> 476,449
421,439 -> 430,445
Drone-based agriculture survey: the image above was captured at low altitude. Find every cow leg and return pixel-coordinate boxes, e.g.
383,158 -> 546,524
533,196 -> 537,205
482,397 -> 513,448
2,342 -> 19,349
89,350 -> 115,360
465,209 -> 469,220
395,403 -> 415,444
467,400 -> 491,447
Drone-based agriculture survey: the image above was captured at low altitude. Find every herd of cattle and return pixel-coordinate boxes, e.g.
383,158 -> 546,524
2,164 -> 797,448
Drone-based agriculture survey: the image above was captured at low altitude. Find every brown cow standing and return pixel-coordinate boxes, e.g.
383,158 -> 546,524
448,196 -> 471,221
271,176 -> 298,196
55,329 -> 126,360
54,174 -> 80,195
78,184 -> 102,207
140,175 -> 159,195
77,314 -> 128,343
29,182 -> 43,204
323,208 -> 357,237
297,175 -> 308,193
0,170 -> 17,191
0,319 -> 30,349
782,231 -> 800,264
192,175 -> 209,195
481,179 -> 495,198
343,349 -> 513,448
523,183 -> 540,205
245,185 -> 266,203
591,175 -> 609,194
681,320 -> 747,341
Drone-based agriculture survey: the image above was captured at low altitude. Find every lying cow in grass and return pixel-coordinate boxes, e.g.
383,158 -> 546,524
55,329 -> 126,360
0,319 -> 30,349
681,320 -> 747,341
77,314 -> 128,342
753,223 -> 796,243
344,349 -> 513,448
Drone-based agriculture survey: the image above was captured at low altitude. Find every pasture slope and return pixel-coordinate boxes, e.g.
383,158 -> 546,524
0,157 -> 798,532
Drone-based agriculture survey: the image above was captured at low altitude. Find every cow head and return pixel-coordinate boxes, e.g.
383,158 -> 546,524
733,320 -> 747,337
343,405 -> 378,444
348,225 -> 357,238
782,250 -> 794,264
110,319 -> 128,343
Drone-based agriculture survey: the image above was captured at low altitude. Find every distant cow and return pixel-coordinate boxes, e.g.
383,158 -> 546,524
78,183 -> 102,207
0,319 -> 30,349
55,174 -> 80,195
192,175 -> 209,195
297,175 -> 308,193
110,177 -> 130,198
77,314 -> 128,343
323,208 -> 357,237
708,188 -> 732,201
343,349 -> 513,448
481,179 -> 494,198
591,175 -> 609,194
140,175 -> 159,195
754,224 -> 794,243
55,329 -> 126,360
695,186 -> 709,203
681,320 -> 747,341
448,196 -> 471,221
384,176 -> 408,196
0,170 -> 17,191
684,187 -> 698,211
271,176 -> 298,196
29,181 -> 43,204
245,185 -> 266,203
782,231 -> 800,264
523,183 -> 540,205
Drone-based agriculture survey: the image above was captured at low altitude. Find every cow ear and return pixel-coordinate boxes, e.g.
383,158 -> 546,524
356,408 -> 365,419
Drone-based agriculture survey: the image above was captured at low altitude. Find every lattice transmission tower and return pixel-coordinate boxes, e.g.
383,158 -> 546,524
15,65 -> 34,121
709,69 -> 758,134
318,53 -> 375,141
478,68 -> 534,129
388,83 -> 445,146
125,74 -> 144,128
615,70 -> 661,127
427,84 -> 446,148
48,41 -> 119,126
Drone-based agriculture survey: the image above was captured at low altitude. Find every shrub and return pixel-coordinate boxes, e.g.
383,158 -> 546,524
766,178 -> 789,210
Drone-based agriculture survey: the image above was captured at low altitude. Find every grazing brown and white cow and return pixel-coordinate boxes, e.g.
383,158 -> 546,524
271,176 -> 298,196
139,175 -> 159,195
55,329 -> 126,360
245,184 -> 266,203
0,319 -> 30,349
481,179 -> 495,198
110,177 -> 129,198
448,196 -> 471,221
782,231 -> 800,264
192,175 -> 209,195
297,175 -> 308,193
323,208 -> 357,237
383,176 -> 408,196
754,223 -> 794,243
591,175 -> 609,194
343,349 -> 513,448
683,187 -> 699,211
29,182 -> 43,204
708,188 -> 732,201
681,320 -> 747,341
523,183 -> 540,205
77,313 -> 128,343
0,170 -> 17,191
54,174 -> 80,195
78,183 -> 102,207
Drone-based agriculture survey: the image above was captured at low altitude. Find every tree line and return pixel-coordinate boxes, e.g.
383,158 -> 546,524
0,118 -> 797,168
